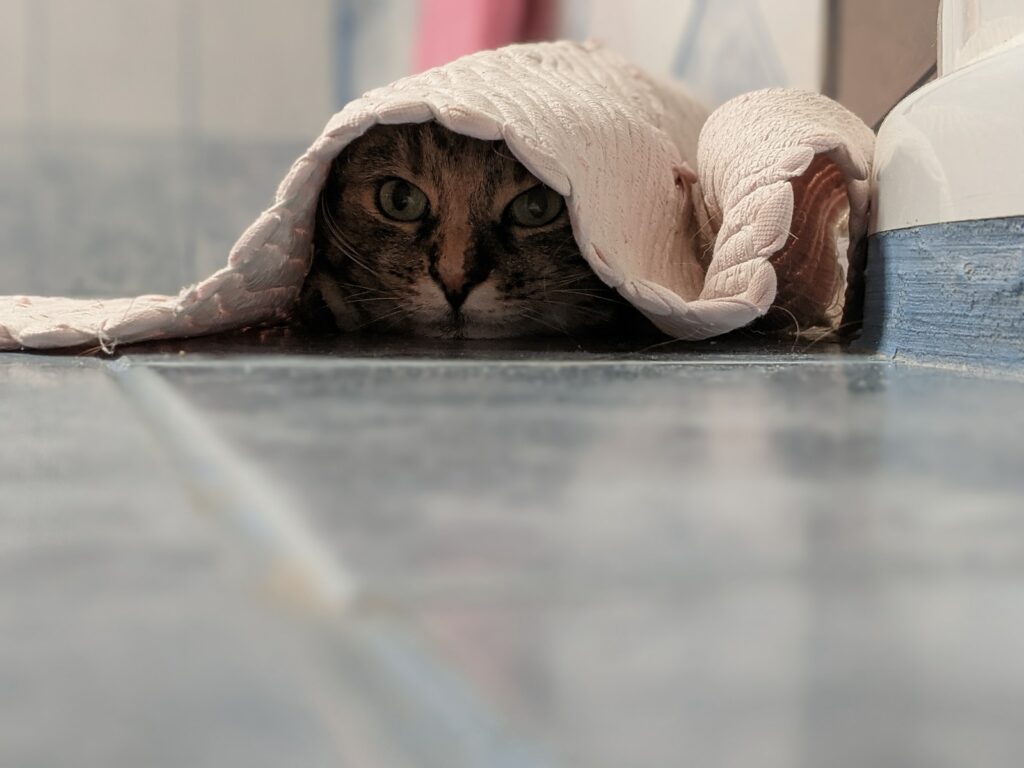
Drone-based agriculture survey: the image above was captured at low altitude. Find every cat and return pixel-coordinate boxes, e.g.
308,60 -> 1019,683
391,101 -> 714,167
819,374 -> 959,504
295,121 -> 642,339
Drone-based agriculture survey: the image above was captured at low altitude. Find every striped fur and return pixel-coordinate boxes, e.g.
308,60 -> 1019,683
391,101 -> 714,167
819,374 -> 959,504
296,122 -> 638,338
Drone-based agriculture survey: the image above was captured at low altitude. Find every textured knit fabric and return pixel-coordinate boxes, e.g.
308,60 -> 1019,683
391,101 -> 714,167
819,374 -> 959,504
0,41 -> 873,351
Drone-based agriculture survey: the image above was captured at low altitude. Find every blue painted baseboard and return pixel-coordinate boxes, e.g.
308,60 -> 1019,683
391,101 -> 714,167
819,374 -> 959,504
858,216 -> 1024,371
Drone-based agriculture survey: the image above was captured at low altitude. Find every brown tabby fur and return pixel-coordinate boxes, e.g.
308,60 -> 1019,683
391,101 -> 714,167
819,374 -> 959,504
295,122 -> 641,338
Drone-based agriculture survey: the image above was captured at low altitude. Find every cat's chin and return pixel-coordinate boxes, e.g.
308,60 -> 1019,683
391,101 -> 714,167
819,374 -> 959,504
408,320 -> 537,340
405,310 -> 593,339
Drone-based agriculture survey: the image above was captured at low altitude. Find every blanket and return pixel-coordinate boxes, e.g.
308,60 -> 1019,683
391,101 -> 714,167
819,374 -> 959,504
0,41 -> 874,351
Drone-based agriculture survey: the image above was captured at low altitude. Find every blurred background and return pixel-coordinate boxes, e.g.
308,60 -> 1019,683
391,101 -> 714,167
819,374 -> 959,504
9,5 -> 1024,768
0,0 -> 937,300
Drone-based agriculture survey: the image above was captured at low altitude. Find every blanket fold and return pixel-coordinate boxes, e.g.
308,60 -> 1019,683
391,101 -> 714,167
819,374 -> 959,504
0,41 -> 873,351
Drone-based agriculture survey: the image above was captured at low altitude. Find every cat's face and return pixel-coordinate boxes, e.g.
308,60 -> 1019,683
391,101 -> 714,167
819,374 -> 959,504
297,121 -> 631,338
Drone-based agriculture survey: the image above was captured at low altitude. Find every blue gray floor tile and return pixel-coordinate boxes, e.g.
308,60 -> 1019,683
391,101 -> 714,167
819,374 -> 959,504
3,338 -> 1023,766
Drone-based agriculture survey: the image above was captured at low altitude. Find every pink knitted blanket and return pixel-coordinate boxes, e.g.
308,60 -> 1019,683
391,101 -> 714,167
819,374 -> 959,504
0,41 -> 873,351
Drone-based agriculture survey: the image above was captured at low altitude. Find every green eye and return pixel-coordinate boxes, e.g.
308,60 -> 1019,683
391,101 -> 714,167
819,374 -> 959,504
508,186 -> 565,228
377,178 -> 429,222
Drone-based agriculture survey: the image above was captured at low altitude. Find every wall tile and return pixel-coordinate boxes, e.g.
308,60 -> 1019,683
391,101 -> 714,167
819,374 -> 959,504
756,0 -> 826,93
197,0 -> 334,141
674,0 -> 788,105
0,0 -> 27,129
560,0 -> 825,107
45,0 -> 181,134
26,136 -> 189,297
560,0 -> 697,77
0,136 -> 34,291
190,138 -> 307,279
344,0 -> 416,99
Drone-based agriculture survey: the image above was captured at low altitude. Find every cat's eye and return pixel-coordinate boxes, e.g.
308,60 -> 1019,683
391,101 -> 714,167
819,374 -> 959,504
508,186 -> 565,228
377,178 -> 429,222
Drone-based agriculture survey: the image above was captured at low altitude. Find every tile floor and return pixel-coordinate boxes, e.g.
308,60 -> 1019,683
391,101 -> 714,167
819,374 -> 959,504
4,330 -> 1023,767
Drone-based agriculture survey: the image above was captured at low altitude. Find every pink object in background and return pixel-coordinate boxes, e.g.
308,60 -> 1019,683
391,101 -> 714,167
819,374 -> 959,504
415,0 -> 556,71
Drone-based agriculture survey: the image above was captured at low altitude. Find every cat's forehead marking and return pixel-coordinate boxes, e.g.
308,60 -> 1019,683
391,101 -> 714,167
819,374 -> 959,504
348,122 -> 536,193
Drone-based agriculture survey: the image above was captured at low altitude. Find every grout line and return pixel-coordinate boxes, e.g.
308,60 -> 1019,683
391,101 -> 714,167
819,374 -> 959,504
105,356 -> 358,612
332,0 -> 358,108
177,0 -> 202,289
132,355 -> 889,371
23,0 -> 49,291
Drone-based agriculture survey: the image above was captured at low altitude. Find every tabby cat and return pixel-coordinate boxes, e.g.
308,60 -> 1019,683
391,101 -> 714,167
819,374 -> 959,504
296,121 -> 640,338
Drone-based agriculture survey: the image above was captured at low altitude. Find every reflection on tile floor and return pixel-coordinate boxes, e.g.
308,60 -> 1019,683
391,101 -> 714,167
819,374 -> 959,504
3,338 -> 1024,767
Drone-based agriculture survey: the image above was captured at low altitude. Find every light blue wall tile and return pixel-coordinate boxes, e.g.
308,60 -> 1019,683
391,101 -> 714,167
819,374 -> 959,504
0,135 -> 35,291
189,139 -> 309,279
673,0 -> 788,104
332,0 -> 416,107
562,0 -> 824,105
24,135 -> 190,297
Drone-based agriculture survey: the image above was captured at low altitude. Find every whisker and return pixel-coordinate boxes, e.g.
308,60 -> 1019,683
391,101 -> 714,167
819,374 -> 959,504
338,288 -> 384,301
535,297 -> 610,319
354,306 -> 409,331
543,272 -> 601,290
636,336 -> 692,354
765,305 -> 804,351
547,289 -> 622,305
793,320 -> 861,352
518,308 -> 573,339
344,296 -> 403,305
319,196 -> 380,276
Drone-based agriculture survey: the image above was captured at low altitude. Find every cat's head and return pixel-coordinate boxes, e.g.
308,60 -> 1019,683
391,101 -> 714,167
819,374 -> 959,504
298,121 -> 633,338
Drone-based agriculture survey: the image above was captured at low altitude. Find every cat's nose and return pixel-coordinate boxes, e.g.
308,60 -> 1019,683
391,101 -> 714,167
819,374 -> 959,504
431,261 -> 488,311
442,284 -> 469,311
431,268 -> 469,309
430,241 -> 493,311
